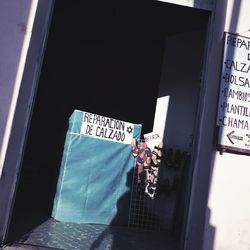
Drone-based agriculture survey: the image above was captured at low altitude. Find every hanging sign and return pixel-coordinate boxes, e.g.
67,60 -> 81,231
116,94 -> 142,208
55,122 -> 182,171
216,32 -> 250,153
80,111 -> 134,144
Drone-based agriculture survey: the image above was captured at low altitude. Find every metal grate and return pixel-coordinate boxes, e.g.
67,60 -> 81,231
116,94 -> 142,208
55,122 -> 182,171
128,139 -> 163,231
128,170 -> 161,231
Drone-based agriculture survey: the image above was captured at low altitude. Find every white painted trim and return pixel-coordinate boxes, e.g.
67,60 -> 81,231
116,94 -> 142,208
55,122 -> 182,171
152,96 -> 169,139
183,17 -> 214,248
157,0 -> 214,11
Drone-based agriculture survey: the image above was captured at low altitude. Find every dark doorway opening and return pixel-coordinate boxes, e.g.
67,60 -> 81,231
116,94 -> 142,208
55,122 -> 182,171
7,1 -> 209,248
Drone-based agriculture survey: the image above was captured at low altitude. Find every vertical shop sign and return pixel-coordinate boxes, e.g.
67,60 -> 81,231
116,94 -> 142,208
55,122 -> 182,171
217,33 -> 250,153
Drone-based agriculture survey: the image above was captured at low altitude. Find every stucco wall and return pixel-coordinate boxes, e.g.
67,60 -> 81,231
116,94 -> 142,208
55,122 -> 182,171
0,0 -> 37,177
203,1 -> 250,250
0,0 -> 54,244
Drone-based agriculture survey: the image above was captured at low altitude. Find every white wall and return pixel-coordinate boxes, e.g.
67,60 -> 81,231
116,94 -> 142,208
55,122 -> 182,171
0,0 -> 38,244
0,0 -> 54,244
206,153 -> 250,250
202,1 -> 250,250
0,0 -> 38,177
158,0 -> 214,11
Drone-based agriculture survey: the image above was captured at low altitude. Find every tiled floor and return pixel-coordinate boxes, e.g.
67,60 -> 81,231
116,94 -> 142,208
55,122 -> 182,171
7,219 -> 178,250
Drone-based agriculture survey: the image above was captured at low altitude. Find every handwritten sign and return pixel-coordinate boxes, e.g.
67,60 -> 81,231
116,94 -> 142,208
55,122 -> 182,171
217,33 -> 250,153
80,111 -> 134,144
144,132 -> 162,152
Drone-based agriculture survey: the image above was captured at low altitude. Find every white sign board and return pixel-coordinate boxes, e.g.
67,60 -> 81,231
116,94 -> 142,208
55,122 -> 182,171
217,33 -> 250,153
80,111 -> 134,144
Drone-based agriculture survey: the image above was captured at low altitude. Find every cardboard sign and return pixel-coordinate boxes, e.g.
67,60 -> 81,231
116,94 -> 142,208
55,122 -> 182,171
80,111 -> 134,144
143,132 -> 162,151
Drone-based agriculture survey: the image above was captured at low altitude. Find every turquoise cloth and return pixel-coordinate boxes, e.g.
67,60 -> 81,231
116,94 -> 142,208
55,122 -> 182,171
52,110 -> 141,225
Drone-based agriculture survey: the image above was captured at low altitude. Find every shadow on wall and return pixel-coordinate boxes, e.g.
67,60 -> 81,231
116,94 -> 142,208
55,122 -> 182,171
204,1 -> 242,250
90,168 -> 134,250
158,29 -> 207,152
89,167 -> 175,250
203,207 -> 216,250
185,0 -> 244,249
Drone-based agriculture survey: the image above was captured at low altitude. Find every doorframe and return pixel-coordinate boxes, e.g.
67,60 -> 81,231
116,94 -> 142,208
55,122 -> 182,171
0,0 -> 54,245
182,1 -> 229,249
0,0 -> 217,248
180,12 -> 214,250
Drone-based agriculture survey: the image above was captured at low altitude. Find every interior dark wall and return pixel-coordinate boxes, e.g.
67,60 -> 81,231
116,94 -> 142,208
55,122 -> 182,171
8,0 -> 209,242
25,1 -> 166,205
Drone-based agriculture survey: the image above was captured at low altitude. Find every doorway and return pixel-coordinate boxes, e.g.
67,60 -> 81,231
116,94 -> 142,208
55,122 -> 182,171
7,1 -> 210,248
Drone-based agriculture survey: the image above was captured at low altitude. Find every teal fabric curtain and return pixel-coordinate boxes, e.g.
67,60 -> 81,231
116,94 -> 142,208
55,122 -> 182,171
52,110 -> 141,225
